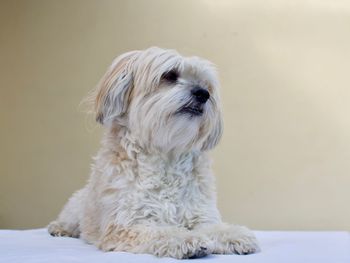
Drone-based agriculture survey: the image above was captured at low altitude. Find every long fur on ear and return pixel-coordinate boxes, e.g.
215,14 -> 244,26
86,51 -> 140,125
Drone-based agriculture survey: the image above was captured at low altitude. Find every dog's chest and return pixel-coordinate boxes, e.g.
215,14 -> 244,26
115,153 -> 205,228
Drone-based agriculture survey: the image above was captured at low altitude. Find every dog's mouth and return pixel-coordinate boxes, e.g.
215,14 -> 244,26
176,105 -> 204,116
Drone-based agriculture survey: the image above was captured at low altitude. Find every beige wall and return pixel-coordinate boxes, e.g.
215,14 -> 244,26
1,0 -> 350,230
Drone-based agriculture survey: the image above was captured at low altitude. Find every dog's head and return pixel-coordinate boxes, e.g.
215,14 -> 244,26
89,47 -> 223,153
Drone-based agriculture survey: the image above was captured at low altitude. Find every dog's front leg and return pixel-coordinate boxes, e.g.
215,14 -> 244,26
195,223 -> 260,255
98,224 -> 212,259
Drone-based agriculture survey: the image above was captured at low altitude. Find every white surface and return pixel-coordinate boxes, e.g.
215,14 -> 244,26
0,229 -> 349,263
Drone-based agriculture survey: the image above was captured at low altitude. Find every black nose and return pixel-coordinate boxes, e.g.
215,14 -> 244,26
191,86 -> 210,104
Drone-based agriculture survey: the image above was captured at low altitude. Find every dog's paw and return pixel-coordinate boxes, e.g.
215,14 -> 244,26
212,225 -> 260,255
226,230 -> 260,255
48,221 -> 67,236
47,221 -> 79,238
153,235 -> 212,259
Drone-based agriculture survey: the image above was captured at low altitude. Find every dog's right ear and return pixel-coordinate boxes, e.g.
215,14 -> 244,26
90,51 -> 140,125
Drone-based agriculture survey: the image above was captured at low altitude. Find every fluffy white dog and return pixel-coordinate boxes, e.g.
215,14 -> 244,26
48,47 -> 260,259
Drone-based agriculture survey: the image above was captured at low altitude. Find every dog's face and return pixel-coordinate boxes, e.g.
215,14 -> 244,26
91,47 -> 223,153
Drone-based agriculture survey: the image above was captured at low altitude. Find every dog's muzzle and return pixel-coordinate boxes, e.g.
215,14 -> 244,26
176,87 -> 210,116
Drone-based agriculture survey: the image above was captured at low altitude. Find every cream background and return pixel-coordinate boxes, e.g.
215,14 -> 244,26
1,0 -> 349,230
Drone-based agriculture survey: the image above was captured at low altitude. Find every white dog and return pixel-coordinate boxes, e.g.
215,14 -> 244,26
48,47 -> 259,259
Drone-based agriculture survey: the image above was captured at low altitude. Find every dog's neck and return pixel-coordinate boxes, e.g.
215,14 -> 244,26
101,125 -> 203,165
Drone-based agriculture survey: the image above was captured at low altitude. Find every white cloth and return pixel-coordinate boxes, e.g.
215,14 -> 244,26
0,229 -> 349,263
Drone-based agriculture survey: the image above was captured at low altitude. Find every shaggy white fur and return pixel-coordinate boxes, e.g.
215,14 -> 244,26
48,47 -> 260,259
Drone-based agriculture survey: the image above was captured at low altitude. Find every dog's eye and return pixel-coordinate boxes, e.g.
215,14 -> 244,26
162,70 -> 179,83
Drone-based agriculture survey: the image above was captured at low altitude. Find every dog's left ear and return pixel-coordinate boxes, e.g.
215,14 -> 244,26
202,111 -> 223,151
92,51 -> 140,125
